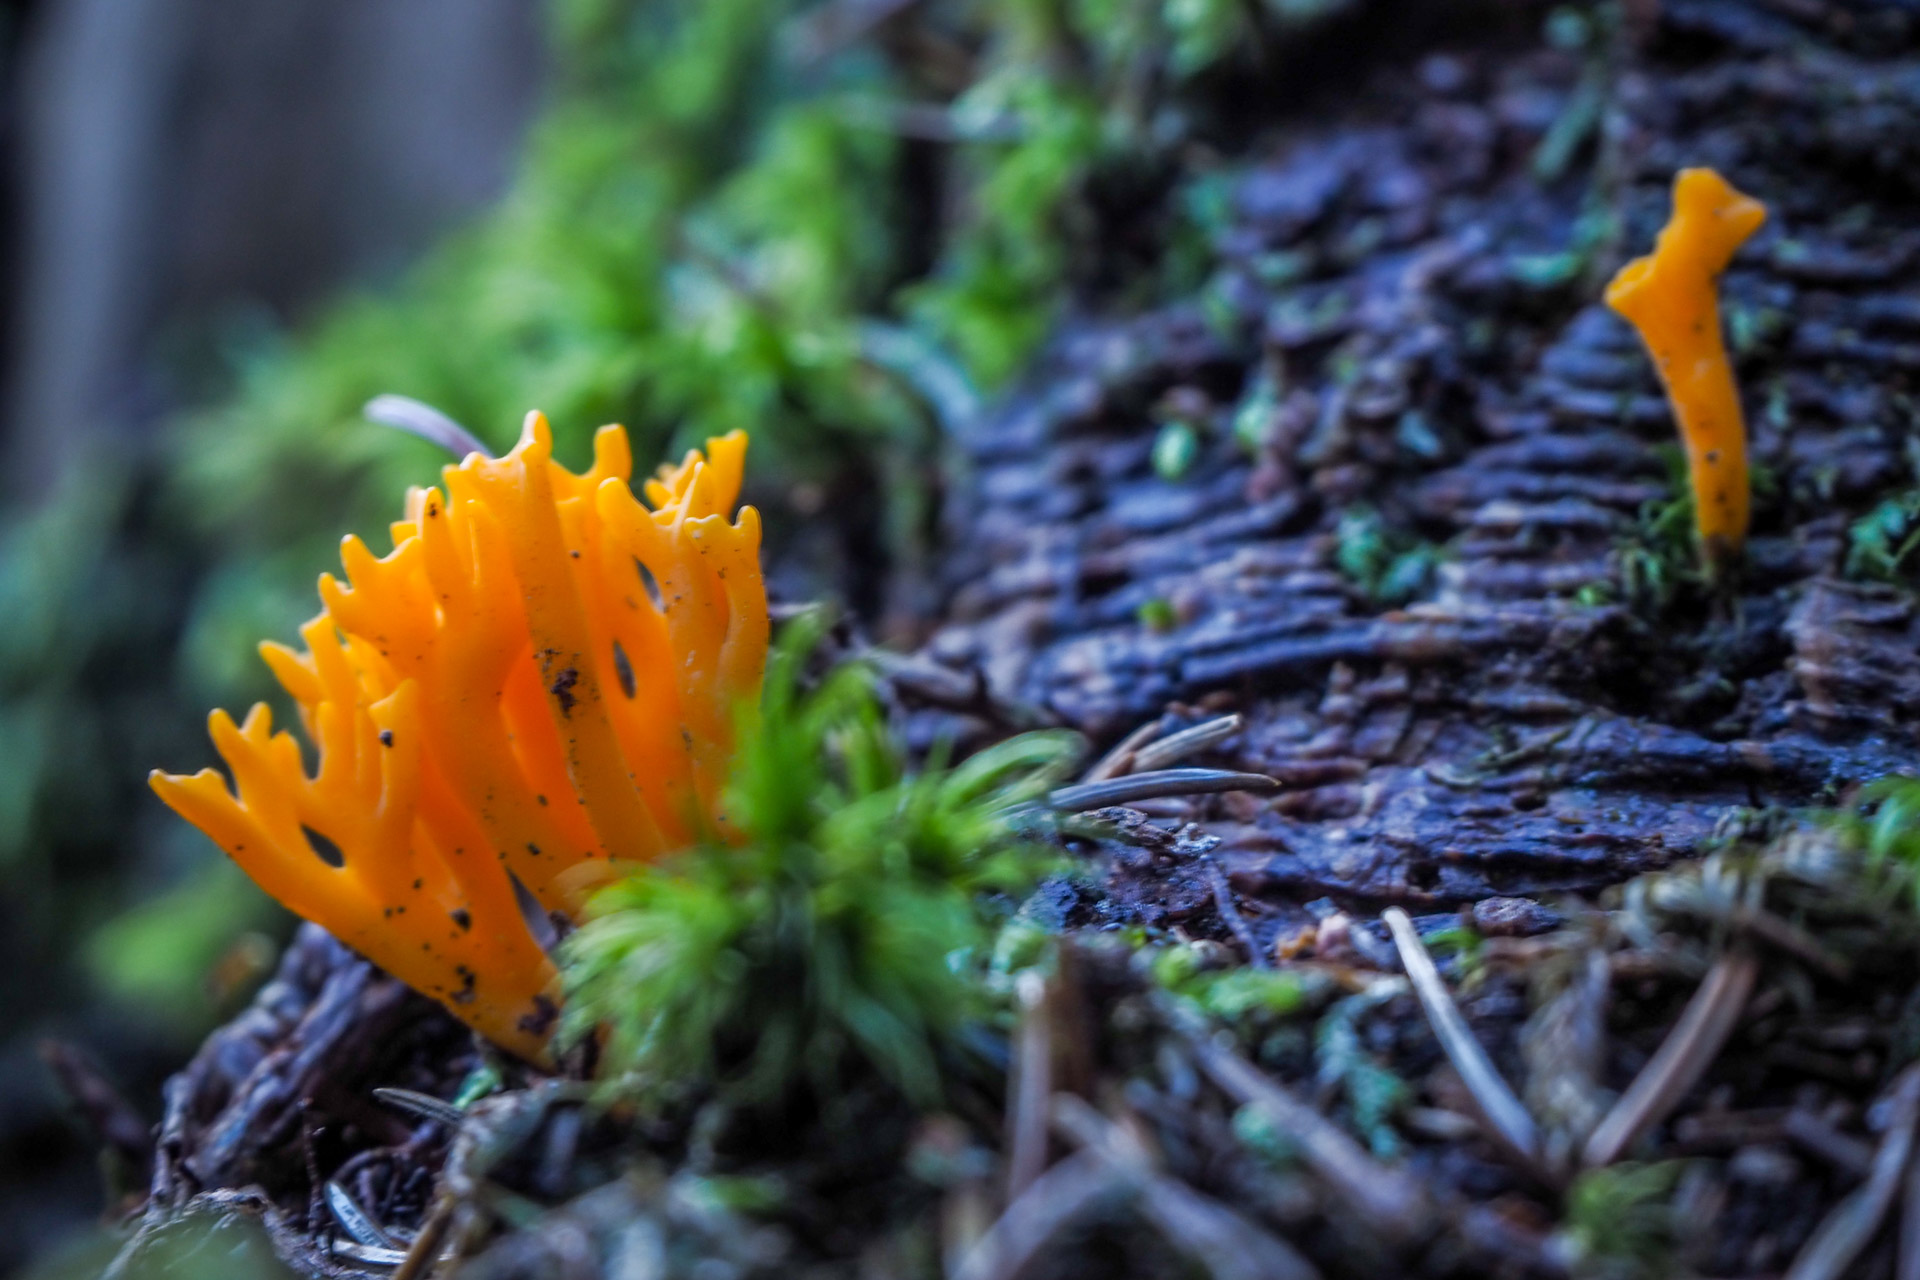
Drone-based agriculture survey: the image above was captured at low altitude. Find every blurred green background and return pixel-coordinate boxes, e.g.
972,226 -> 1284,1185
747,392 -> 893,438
0,0 -> 1357,1271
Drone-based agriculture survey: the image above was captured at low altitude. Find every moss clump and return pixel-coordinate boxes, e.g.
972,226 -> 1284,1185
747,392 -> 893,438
560,617 -> 1080,1103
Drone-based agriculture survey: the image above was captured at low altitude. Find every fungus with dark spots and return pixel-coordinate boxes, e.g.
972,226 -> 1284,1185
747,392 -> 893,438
612,641 -> 636,699
519,994 -> 559,1038
549,667 -> 580,717
302,825 -> 345,868
635,559 -> 663,609
1605,167 -> 1768,563
149,418 -> 768,1061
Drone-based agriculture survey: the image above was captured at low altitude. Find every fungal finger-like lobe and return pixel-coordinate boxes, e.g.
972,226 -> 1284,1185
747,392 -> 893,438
150,418 -> 767,1060
595,430 -> 766,833
1605,167 -> 1767,560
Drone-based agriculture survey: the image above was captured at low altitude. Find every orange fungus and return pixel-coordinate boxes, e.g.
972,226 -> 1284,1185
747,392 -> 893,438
1604,167 -> 1767,560
151,415 -> 768,1061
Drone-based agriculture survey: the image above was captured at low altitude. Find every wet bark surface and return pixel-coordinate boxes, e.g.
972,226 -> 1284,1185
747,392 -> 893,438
913,0 -> 1920,928
129,926 -> 473,1272
116,1 -> 1920,1275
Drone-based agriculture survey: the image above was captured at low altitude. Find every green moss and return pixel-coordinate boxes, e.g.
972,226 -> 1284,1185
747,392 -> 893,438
1314,985 -> 1410,1158
1137,596 -> 1179,632
559,616 -> 1080,1103
1334,507 -> 1443,606
1846,490 -> 1920,582
1153,421 -> 1201,480
1614,444 -> 1700,611
1560,1161 -> 1684,1280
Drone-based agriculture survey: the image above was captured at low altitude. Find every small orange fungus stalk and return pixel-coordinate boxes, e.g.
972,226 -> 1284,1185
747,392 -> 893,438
1605,167 -> 1768,561
151,414 -> 768,1061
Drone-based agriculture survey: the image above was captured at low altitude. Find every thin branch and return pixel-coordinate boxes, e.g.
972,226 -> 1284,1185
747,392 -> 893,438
1384,907 -> 1541,1175
1083,717 -> 1169,783
1784,1108 -> 1876,1178
1199,852 -> 1269,969
38,1039 -> 151,1168
1132,715 -> 1242,774
1172,1001 -> 1432,1241
1787,1064 -> 1920,1280
1581,947 -> 1758,1168
1050,1094 -> 1322,1280
951,1150 -> 1120,1280
1004,972 -> 1055,1204
389,1193 -> 456,1280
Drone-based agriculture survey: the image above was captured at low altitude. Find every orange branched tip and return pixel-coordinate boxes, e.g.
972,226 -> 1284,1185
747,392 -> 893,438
151,415 -> 768,1061
1605,167 -> 1767,561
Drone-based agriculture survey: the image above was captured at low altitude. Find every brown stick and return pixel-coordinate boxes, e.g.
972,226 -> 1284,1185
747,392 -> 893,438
1175,1005 -> 1432,1241
1582,947 -> 1759,1168
1787,1065 -> 1920,1280
1200,853 -> 1270,969
1384,908 -> 1541,1175
1003,972 -> 1054,1204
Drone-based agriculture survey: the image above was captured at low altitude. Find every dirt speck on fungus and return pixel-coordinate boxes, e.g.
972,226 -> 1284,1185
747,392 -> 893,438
548,666 -> 579,716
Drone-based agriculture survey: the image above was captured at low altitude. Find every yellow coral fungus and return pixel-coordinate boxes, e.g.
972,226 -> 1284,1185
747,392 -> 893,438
151,414 -> 767,1060
1605,167 -> 1768,561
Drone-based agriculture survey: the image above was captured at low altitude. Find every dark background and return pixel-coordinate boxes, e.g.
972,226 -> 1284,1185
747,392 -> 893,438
0,3 -> 542,1268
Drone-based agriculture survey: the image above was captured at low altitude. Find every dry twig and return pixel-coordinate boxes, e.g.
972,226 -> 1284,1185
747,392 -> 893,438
1199,853 -> 1270,969
1131,715 -> 1243,774
1582,948 -> 1759,1168
1384,907 -> 1542,1174
1005,972 -> 1055,1204
1786,1064 -> 1920,1280
1083,718 -> 1170,783
1050,1094 -> 1322,1280
1172,1003 -> 1432,1240
951,1150 -> 1121,1280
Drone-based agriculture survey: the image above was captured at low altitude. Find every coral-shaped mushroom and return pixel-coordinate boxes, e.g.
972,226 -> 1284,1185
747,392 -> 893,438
1605,167 -> 1768,562
152,414 -> 767,1060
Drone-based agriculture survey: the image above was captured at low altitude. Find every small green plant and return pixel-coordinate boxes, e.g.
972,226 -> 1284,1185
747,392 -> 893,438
1846,490 -> 1920,582
1314,985 -> 1410,1158
1151,942 -> 1320,1024
1559,1161 -> 1684,1280
1136,596 -> 1179,632
1334,507 -> 1442,606
1615,444 -> 1700,610
1832,774 -> 1920,913
1153,421 -> 1201,480
560,618 -> 1080,1103
1617,446 -> 1781,606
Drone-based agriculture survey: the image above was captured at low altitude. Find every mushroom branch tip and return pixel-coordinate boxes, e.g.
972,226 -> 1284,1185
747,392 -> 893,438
151,416 -> 769,1061
1604,167 -> 1767,561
